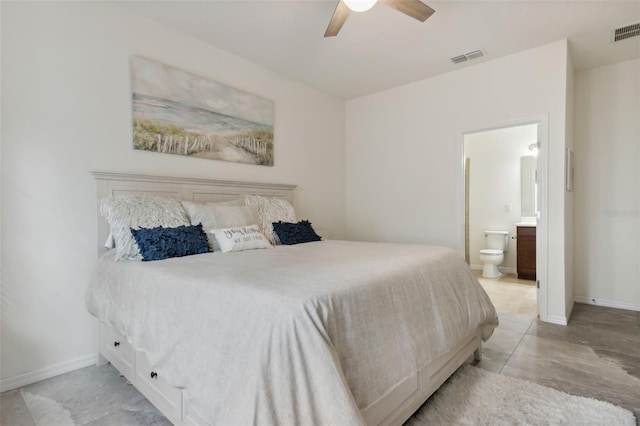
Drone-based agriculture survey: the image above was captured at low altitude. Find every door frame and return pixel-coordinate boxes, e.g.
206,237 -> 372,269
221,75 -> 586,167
456,114 -> 549,321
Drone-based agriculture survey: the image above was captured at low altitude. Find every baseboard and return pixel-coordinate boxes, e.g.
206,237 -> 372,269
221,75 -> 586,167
574,296 -> 640,312
566,300 -> 575,320
0,353 -> 97,393
545,314 -> 568,326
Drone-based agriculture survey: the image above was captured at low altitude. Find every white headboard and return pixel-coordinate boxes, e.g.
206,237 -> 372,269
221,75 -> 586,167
91,171 -> 297,254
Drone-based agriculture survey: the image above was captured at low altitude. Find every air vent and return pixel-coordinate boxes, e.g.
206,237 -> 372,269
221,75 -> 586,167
465,50 -> 485,60
612,22 -> 640,42
451,49 -> 486,65
451,55 -> 468,64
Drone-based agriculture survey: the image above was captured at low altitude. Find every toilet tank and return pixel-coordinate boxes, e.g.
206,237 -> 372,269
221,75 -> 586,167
485,230 -> 509,252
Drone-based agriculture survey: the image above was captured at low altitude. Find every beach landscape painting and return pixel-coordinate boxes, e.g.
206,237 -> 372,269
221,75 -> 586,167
131,56 -> 274,166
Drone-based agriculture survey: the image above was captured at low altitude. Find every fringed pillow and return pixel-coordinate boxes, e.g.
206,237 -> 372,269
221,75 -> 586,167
272,220 -> 322,245
131,224 -> 209,261
242,194 -> 295,245
100,194 -> 190,261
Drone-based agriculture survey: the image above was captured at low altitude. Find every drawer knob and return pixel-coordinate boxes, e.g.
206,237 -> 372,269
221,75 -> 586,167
113,341 -> 120,347
150,371 -> 158,379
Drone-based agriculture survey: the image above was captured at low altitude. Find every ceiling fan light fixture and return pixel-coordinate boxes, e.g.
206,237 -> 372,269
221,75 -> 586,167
324,0 -> 434,37
343,0 -> 378,12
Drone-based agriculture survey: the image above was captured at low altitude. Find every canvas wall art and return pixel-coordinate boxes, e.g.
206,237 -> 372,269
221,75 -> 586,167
131,56 -> 274,166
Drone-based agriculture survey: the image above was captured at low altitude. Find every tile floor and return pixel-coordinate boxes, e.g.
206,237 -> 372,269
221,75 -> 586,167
2,278 -> 639,425
475,272 -> 640,424
475,270 -> 538,316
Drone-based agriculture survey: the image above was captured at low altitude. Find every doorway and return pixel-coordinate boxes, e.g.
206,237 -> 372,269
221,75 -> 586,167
458,116 -> 548,320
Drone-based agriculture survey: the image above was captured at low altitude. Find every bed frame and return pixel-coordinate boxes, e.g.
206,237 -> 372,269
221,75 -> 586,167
91,171 -> 482,426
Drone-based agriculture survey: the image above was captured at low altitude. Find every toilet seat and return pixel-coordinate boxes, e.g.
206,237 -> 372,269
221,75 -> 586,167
479,249 -> 502,256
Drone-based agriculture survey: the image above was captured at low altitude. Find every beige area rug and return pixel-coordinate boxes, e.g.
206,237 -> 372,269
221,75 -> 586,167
406,365 -> 636,426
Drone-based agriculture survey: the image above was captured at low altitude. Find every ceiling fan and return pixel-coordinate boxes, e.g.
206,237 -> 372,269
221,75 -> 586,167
324,0 -> 435,37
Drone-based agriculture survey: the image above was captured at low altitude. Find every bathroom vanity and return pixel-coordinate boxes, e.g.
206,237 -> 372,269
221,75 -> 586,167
516,225 -> 536,280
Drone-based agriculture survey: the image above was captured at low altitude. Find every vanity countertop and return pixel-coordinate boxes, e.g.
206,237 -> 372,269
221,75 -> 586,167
514,222 -> 537,227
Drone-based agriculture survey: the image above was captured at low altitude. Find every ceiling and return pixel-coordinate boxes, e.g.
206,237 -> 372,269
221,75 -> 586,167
118,0 -> 640,99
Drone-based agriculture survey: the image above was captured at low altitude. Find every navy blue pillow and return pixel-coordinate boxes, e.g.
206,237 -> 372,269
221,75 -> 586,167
131,224 -> 209,261
272,220 -> 321,245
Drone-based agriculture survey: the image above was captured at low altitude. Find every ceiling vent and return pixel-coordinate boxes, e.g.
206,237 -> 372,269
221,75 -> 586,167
451,49 -> 486,64
451,55 -> 468,64
612,22 -> 640,42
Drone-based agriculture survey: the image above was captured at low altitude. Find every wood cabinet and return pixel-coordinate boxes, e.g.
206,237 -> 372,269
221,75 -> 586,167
516,226 -> 536,281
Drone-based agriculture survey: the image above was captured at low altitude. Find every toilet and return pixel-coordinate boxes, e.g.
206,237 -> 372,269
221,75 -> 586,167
479,230 -> 509,278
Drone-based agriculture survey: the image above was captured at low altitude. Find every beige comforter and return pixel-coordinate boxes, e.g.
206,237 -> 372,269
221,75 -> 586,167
86,240 -> 498,425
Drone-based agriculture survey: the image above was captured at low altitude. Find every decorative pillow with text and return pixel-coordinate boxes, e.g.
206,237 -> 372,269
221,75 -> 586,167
210,225 -> 272,253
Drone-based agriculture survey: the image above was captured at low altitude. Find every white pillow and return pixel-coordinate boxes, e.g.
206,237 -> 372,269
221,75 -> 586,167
182,202 -> 259,251
242,194 -> 296,245
100,194 -> 190,261
210,225 -> 272,253
181,199 -> 242,222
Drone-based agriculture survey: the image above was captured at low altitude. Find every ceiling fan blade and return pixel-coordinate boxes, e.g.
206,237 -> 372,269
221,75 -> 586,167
324,0 -> 351,37
380,0 -> 435,22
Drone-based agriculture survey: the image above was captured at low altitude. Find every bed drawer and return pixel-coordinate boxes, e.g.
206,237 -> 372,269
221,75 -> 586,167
100,324 -> 134,378
135,352 -> 183,424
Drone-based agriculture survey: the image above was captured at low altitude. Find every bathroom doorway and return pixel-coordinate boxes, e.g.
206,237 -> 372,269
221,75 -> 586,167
460,117 -> 548,320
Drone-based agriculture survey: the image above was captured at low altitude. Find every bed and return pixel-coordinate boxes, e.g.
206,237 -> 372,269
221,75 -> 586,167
86,172 -> 498,426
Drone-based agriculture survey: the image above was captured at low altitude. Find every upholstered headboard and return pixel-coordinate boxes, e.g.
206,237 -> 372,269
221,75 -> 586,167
91,171 -> 296,254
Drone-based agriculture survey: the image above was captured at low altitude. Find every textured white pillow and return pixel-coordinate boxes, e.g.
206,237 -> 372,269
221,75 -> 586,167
242,195 -> 296,245
182,202 -> 259,251
210,225 -> 272,253
100,194 -> 190,261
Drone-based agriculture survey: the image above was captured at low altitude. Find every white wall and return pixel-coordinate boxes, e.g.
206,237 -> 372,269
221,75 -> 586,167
464,125 -> 538,272
0,2 -> 346,389
346,40 -> 571,322
574,58 -> 640,311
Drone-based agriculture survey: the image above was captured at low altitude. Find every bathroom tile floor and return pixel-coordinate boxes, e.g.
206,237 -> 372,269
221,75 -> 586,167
475,270 -> 538,316
2,300 -> 638,425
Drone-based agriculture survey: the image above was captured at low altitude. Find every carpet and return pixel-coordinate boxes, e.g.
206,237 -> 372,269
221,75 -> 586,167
406,365 -> 636,426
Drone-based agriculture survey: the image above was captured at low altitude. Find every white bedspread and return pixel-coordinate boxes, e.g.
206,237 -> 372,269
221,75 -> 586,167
86,240 -> 498,425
